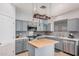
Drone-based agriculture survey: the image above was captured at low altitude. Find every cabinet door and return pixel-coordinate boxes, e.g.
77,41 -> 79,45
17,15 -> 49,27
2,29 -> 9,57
47,23 -> 54,31
54,20 -> 67,32
69,41 -> 75,55
54,22 -> 61,32
37,23 -> 43,31
55,39 -> 63,51
47,23 -> 50,31
35,22 -> 39,31
16,20 -> 23,31
50,23 -> 54,31
23,21 -> 27,31
16,40 -> 23,53
63,40 -> 75,55
22,39 -> 27,51
68,19 -> 79,31
40,23 -> 43,31
63,40 -> 70,53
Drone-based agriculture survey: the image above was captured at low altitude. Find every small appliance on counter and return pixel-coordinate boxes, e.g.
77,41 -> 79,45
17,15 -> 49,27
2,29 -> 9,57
16,33 -> 23,38
68,33 -> 74,38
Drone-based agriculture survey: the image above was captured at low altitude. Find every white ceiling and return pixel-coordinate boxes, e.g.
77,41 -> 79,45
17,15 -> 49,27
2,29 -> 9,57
13,3 -> 79,16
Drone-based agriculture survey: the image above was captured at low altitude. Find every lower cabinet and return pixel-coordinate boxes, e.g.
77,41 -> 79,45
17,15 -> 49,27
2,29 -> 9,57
63,40 -> 75,55
15,39 -> 27,54
69,41 -> 75,55
63,40 -> 70,53
55,39 -> 63,51
55,39 -> 76,55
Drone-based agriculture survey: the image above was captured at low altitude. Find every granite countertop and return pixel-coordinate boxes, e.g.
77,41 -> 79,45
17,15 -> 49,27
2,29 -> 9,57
16,37 -> 29,40
59,37 -> 79,41
36,35 -> 79,42
28,38 -> 58,48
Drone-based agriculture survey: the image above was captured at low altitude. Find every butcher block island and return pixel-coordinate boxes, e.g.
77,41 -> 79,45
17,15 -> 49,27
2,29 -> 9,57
28,38 -> 58,56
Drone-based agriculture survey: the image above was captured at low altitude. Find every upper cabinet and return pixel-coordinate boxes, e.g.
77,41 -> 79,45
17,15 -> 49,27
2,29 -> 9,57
16,20 -> 27,31
22,21 -> 27,31
67,18 -> 79,31
37,19 -> 54,31
16,20 -> 37,31
16,20 -> 23,31
54,18 -> 79,32
54,19 -> 67,32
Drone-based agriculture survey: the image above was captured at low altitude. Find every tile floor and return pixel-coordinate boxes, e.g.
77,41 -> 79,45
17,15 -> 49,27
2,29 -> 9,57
16,51 -> 71,56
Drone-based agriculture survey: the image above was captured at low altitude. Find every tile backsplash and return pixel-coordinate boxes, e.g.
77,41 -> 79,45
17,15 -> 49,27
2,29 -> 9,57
52,32 -> 69,37
16,31 -> 79,39
16,31 -> 29,37
52,31 -> 79,39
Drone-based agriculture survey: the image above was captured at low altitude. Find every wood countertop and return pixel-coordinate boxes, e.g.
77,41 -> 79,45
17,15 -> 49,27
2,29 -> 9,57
28,38 -> 58,48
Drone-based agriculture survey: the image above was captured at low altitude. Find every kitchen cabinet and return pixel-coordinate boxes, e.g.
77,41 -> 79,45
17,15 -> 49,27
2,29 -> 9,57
69,41 -> 75,55
37,21 -> 53,31
37,23 -> 47,31
37,23 -> 43,31
54,38 -> 76,55
47,23 -> 54,31
63,40 -> 75,55
23,21 -> 27,31
54,19 -> 67,32
16,20 -> 23,31
15,39 -> 27,54
63,40 -> 70,53
16,20 -> 28,31
68,18 -> 79,31
23,39 -> 27,51
55,39 -> 63,51
37,22 -> 40,31
16,40 -> 23,53
54,18 -> 79,32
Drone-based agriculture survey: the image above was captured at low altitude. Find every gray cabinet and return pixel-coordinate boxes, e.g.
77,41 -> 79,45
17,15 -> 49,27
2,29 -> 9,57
68,18 -> 79,31
15,39 -> 27,54
54,18 -> 79,32
16,20 -> 28,31
37,22 -> 53,31
16,20 -> 23,31
37,23 -> 43,31
69,41 -> 75,55
16,40 -> 23,53
23,39 -> 27,51
55,38 -> 75,55
37,23 -> 40,31
63,40 -> 75,55
54,19 -> 67,32
55,39 -> 63,51
63,40 -> 70,53
23,21 -> 27,31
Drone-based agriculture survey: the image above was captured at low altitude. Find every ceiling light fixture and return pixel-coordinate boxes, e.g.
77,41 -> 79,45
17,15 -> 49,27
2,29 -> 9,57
40,5 -> 46,9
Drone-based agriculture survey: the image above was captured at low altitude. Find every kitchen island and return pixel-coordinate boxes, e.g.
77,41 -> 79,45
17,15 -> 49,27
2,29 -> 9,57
36,35 -> 79,56
28,38 -> 58,56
